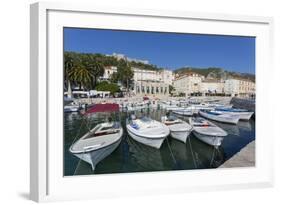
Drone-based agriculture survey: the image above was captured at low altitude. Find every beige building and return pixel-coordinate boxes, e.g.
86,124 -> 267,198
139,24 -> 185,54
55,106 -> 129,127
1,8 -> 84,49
134,80 -> 169,97
100,66 -> 117,80
133,68 -> 173,85
201,79 -> 225,95
173,72 -> 204,96
225,78 -> 255,97
100,66 -> 171,97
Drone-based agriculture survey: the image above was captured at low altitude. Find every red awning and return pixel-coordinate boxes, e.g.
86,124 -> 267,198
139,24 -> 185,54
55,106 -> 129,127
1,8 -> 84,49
84,103 -> 119,114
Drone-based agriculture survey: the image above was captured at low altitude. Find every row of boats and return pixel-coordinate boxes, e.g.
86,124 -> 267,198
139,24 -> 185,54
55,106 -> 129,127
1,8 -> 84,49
69,102 -> 254,171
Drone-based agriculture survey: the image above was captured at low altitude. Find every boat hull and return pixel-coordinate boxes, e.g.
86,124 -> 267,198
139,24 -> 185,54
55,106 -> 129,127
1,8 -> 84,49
73,137 -> 122,170
215,109 -> 254,120
173,110 -> 193,116
199,111 -> 239,124
64,107 -> 80,112
230,112 -> 254,120
193,131 -> 224,147
170,130 -> 191,143
127,128 -> 166,149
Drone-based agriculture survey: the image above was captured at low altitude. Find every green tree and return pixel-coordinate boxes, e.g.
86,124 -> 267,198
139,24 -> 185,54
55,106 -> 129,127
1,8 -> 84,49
169,85 -> 175,96
68,57 -> 94,90
110,72 -> 119,83
96,81 -> 120,95
117,59 -> 134,91
81,54 -> 104,89
64,52 -> 74,97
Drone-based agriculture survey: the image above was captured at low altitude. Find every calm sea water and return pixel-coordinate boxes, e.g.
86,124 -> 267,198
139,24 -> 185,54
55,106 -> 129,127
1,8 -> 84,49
64,108 -> 255,176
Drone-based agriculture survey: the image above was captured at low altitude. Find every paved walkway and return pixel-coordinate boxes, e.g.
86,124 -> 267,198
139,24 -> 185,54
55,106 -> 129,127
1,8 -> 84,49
220,141 -> 255,168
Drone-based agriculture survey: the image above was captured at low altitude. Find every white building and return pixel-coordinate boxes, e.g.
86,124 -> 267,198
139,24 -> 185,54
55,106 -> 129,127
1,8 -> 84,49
161,69 -> 174,85
201,79 -> 225,95
173,72 -> 205,96
100,66 -> 117,80
134,80 -> 169,97
133,68 -> 173,85
112,53 -> 149,64
100,66 -> 172,97
225,78 -> 255,97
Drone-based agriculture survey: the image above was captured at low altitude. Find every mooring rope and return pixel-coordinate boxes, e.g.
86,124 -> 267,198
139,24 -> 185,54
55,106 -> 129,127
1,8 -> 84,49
70,119 -> 85,146
73,158 -> 82,175
165,138 -> 177,165
188,137 -> 197,168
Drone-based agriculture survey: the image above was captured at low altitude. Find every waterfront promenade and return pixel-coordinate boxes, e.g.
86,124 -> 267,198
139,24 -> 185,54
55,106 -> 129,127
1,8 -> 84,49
72,96 -> 233,106
219,141 -> 255,168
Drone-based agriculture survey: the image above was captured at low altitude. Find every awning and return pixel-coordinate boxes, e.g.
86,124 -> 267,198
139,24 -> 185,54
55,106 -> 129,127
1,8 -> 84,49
84,103 -> 119,114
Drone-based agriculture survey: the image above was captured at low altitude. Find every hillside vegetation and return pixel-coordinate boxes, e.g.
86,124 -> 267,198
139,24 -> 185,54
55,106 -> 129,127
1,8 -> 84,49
174,67 -> 255,82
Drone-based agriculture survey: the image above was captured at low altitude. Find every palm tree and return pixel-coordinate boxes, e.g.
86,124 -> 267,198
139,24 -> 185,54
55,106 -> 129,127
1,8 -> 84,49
64,52 -> 74,98
68,59 -> 94,90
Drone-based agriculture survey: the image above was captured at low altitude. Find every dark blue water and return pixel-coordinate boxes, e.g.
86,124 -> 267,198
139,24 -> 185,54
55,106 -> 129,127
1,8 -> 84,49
64,109 -> 255,176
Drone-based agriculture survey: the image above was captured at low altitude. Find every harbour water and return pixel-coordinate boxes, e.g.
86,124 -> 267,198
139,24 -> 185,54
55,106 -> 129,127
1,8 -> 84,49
64,108 -> 255,176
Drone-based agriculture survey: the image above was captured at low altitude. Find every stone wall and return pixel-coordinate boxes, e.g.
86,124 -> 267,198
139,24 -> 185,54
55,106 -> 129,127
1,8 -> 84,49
230,97 -> 255,112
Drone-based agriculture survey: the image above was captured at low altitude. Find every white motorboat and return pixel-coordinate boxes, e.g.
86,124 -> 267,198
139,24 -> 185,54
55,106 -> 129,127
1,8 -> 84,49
215,108 -> 254,120
160,100 -> 179,110
189,104 -> 214,113
69,122 -> 123,170
69,103 -> 123,171
165,105 -> 183,111
172,108 -> 194,116
208,104 -> 233,109
161,115 -> 193,143
190,117 -> 227,147
126,102 -> 147,111
64,102 -> 81,112
199,110 -> 240,124
126,115 -> 170,149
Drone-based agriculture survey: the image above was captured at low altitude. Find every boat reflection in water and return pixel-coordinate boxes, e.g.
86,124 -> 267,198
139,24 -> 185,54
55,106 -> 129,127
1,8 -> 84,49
212,121 -> 240,136
167,136 -> 225,170
64,108 -> 254,176
238,121 -> 252,132
126,135 -> 167,171
188,136 -> 225,169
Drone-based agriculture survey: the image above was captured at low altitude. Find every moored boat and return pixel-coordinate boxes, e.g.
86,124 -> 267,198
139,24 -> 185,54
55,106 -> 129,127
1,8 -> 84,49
126,115 -> 170,149
215,107 -> 254,120
69,103 -> 123,171
172,108 -> 194,116
64,102 -> 81,112
190,117 -> 227,147
161,115 -> 193,143
199,110 -> 240,124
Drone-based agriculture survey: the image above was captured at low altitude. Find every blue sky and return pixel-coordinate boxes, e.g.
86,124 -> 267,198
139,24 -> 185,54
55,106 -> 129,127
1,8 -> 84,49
64,28 -> 255,74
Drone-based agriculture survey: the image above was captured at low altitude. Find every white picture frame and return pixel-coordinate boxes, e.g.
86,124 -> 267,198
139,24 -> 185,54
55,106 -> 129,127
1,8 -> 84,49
30,1 -> 274,202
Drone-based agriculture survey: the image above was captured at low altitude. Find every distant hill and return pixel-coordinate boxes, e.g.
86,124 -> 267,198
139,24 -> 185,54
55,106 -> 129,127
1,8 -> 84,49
173,67 -> 255,82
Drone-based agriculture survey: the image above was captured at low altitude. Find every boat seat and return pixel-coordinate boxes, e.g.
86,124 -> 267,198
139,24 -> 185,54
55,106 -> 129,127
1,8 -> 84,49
83,129 -> 120,139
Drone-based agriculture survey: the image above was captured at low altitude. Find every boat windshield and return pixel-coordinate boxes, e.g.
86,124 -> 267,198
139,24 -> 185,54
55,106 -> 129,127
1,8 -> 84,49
167,115 -> 178,121
140,116 -> 152,123
192,118 -> 212,127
